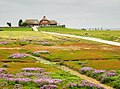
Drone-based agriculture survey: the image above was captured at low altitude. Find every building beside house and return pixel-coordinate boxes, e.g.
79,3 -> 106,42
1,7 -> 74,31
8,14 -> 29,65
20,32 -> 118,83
49,20 -> 57,26
21,16 -> 65,27
24,19 -> 39,26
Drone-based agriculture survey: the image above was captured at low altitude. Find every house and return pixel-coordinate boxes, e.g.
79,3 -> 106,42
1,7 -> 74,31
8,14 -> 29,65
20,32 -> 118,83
40,16 -> 57,26
40,16 -> 50,26
24,19 -> 39,26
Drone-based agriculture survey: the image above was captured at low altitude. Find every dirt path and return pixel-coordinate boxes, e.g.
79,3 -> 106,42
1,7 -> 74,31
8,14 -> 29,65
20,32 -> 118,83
32,26 -> 38,31
0,47 -> 22,49
41,31 -> 120,46
60,66 -> 113,89
29,55 -> 113,89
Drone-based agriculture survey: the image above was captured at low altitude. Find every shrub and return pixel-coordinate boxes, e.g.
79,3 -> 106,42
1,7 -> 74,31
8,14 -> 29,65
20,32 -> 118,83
101,76 -> 118,84
22,67 -> 44,73
0,29 -> 3,31
13,84 -> 23,89
84,32 -> 90,36
39,42 -> 53,46
112,80 -> 120,89
18,19 -> 23,27
0,81 -> 8,87
2,64 -> 9,68
21,22 -> 30,27
19,42 -> 28,46
32,51 -> 50,57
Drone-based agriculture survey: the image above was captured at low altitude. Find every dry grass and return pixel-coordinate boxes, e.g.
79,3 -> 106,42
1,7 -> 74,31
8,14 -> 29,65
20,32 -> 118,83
0,49 -> 20,59
86,60 -> 120,70
63,60 -> 120,71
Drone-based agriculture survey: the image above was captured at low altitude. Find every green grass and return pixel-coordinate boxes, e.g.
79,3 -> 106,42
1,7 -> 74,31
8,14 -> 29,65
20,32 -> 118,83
0,31 -> 100,48
40,49 -> 120,61
0,31 -> 57,41
0,27 -> 32,31
0,49 -> 35,62
38,27 -> 120,42
1,27 -> 120,42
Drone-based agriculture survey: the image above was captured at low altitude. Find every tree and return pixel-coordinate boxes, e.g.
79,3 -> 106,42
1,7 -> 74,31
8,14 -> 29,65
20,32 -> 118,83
81,28 -> 86,31
7,22 -> 11,27
21,22 -> 30,27
18,19 -> 23,26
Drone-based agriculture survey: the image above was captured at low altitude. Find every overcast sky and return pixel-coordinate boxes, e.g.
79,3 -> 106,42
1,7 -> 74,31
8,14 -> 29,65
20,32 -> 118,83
0,0 -> 120,29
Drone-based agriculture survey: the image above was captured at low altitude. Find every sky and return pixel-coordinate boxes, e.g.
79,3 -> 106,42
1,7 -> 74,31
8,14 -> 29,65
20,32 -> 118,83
0,0 -> 120,29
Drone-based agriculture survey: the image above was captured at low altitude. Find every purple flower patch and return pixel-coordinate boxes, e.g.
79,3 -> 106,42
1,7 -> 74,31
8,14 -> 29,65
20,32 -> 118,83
9,54 -> 28,59
34,78 -> 62,85
40,84 -> 57,89
93,70 -> 106,74
80,67 -> 94,74
67,80 -> 105,89
106,72 -> 116,77
32,51 -> 50,54
0,68 -> 6,73
6,78 -> 32,83
0,42 -> 8,45
22,67 -> 44,72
